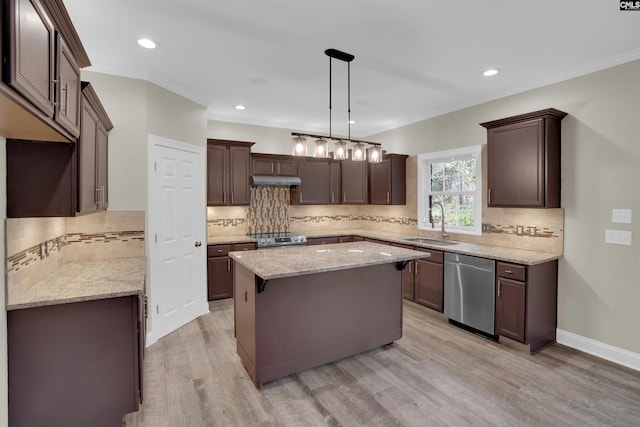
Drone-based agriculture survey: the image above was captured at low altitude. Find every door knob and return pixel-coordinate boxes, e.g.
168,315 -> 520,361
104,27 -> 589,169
195,241 -> 202,247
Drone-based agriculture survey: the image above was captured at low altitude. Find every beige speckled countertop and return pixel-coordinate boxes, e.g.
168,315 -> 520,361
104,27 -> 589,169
211,229 -> 560,265
7,257 -> 145,311
229,241 -> 429,280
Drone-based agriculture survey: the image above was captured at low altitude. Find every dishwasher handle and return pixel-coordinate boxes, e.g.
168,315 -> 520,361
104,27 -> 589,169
445,260 -> 494,274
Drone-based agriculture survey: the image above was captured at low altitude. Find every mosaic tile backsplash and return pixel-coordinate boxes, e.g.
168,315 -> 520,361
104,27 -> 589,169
245,186 -> 290,234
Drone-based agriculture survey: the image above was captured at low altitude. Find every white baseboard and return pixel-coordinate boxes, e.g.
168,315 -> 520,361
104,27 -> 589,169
556,329 -> 640,372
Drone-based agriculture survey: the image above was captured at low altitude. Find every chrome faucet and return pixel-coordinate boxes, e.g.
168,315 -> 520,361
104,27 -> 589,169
430,202 -> 449,240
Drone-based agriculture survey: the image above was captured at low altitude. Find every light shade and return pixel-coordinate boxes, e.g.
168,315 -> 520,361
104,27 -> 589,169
313,138 -> 329,158
333,140 -> 348,160
368,146 -> 383,163
291,136 -> 307,156
352,142 -> 366,161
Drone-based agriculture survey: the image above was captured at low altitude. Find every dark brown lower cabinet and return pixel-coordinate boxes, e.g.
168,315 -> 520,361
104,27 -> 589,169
208,243 -> 256,300
496,260 -> 558,353
414,249 -> 444,312
8,295 -> 143,427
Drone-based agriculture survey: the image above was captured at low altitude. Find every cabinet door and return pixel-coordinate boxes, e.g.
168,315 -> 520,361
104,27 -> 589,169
54,34 -> 81,137
229,145 -> 250,205
296,159 -> 330,204
487,118 -> 544,207
207,144 -> 228,206
251,155 -> 275,175
369,159 -> 392,204
96,123 -> 108,210
402,260 -> 415,300
496,277 -> 526,342
330,161 -> 341,204
78,98 -> 98,214
6,0 -> 56,117
207,256 -> 233,300
414,259 -> 444,312
275,158 -> 298,176
341,159 -> 368,204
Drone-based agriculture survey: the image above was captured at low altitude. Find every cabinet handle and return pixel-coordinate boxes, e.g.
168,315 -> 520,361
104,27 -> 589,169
231,191 -> 234,204
217,249 -> 223,253
102,186 -> 106,207
343,192 -> 346,203
227,258 -> 231,271
60,82 -> 69,114
488,188 -> 492,204
95,188 -> 100,205
498,279 -> 501,297
271,163 -> 275,174
415,264 -> 419,276
299,193 -> 302,203
244,290 -> 248,302
277,163 -> 280,174
223,191 -> 226,204
331,193 -> 334,203
387,192 -> 390,203
504,269 -> 513,274
408,263 -> 412,273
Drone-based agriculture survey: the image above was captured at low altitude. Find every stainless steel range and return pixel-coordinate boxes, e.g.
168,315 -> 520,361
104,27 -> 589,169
249,232 -> 307,249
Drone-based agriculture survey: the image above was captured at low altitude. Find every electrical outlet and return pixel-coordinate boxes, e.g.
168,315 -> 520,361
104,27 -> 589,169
529,225 -> 537,237
605,229 -> 632,246
612,209 -> 632,224
482,223 -> 492,232
516,225 -> 524,235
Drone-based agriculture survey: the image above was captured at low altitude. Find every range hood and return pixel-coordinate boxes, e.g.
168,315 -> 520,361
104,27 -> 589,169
250,175 -> 302,186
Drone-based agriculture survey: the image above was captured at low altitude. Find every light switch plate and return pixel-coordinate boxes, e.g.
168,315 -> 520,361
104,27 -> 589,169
612,209 -> 632,224
605,229 -> 632,246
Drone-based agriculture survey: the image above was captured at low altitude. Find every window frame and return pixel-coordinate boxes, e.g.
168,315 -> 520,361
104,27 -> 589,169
417,145 -> 483,236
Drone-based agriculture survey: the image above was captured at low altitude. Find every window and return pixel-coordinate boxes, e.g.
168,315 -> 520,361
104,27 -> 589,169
418,145 -> 482,235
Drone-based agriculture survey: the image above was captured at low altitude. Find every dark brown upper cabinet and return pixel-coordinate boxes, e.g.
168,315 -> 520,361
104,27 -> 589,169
251,153 -> 298,176
291,158 -> 341,205
6,82 -> 111,218
369,154 -> 407,205
207,139 -> 254,206
2,0 -> 90,141
77,82 -> 112,214
341,158 -> 368,204
481,108 -> 567,208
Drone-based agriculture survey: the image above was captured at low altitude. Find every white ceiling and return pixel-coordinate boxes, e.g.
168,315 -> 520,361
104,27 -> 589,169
64,0 -> 640,138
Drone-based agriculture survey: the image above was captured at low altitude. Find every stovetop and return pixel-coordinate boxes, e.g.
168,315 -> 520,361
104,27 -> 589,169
248,232 -> 307,248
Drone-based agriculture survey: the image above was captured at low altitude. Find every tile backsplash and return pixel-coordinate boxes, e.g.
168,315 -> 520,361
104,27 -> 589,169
5,211 -> 145,301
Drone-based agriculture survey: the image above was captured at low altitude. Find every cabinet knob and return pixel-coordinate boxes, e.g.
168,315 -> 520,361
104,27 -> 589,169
194,241 -> 202,247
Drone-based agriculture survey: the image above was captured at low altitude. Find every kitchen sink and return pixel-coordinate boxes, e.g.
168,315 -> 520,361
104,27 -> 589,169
403,237 -> 459,246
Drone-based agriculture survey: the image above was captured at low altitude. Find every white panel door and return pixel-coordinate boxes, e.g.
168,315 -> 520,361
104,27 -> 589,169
149,136 -> 207,341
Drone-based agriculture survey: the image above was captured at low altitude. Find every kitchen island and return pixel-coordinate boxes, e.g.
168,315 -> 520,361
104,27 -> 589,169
229,241 -> 429,387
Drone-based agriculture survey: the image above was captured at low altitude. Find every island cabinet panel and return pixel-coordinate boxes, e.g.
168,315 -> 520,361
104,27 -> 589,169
251,153 -> 297,176
207,139 -> 253,206
496,260 -> 558,353
8,296 -> 143,427
369,154 -> 407,205
414,249 -> 444,312
481,108 -> 566,208
341,158 -> 368,204
235,262 -> 403,386
306,236 -> 340,246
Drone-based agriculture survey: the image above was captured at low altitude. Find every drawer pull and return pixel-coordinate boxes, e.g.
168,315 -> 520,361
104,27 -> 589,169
498,279 -> 501,297
244,290 -> 248,302
504,269 -> 513,274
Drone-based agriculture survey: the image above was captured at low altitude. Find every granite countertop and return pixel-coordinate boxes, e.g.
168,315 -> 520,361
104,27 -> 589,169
302,229 -> 560,265
229,241 -> 429,280
207,234 -> 256,245
7,257 -> 146,311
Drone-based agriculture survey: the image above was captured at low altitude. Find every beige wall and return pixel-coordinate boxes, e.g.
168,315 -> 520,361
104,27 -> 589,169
208,120 -> 293,154
0,136 -> 7,425
371,60 -> 640,354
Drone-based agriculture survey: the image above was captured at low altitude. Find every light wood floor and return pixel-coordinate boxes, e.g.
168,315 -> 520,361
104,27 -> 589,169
124,299 -> 640,426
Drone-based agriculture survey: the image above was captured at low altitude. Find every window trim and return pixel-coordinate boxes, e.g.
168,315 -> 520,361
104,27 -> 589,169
417,145 -> 482,236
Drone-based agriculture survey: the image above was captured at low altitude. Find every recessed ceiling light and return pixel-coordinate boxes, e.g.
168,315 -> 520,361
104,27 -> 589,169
347,120 -> 356,124
137,38 -> 157,49
234,105 -> 246,110
483,68 -> 500,77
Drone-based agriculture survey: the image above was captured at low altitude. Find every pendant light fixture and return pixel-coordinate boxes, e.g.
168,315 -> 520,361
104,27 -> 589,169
291,135 -> 307,156
333,140 -> 348,160
368,145 -> 383,163
313,138 -> 329,158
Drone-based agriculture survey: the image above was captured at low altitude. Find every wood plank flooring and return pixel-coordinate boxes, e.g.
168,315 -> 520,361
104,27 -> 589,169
124,300 -> 640,426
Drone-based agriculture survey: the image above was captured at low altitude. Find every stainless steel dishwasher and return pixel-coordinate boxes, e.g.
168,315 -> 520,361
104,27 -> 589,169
444,252 -> 497,338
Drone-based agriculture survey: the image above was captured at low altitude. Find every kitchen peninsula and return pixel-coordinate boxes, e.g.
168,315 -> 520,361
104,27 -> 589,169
230,241 -> 429,387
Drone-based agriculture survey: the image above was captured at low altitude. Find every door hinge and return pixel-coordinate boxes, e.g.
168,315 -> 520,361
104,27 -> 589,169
156,305 -> 159,314
154,161 -> 157,172
155,234 -> 157,243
